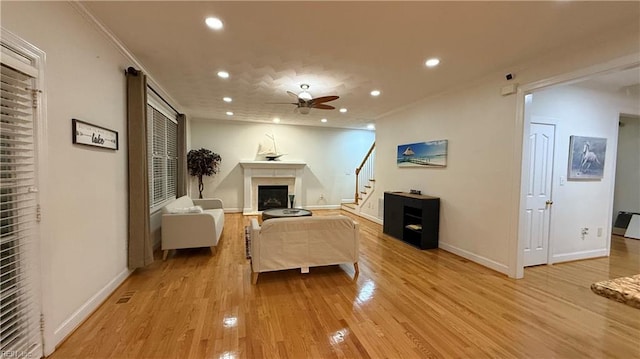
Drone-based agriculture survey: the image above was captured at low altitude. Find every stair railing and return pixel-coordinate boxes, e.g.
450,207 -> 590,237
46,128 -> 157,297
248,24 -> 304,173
354,142 -> 376,205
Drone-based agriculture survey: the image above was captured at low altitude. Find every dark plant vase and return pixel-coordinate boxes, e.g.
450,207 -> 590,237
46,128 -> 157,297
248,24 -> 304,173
198,175 -> 204,199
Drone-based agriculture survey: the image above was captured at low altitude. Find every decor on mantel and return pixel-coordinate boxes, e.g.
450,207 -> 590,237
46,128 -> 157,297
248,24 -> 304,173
258,132 -> 285,161
187,148 -> 222,199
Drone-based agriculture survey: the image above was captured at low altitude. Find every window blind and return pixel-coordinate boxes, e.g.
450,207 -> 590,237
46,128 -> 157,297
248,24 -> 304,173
146,104 -> 177,209
0,62 -> 42,358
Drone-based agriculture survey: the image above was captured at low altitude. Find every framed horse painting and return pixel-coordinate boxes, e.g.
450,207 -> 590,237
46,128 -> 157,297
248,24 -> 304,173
568,135 -> 606,180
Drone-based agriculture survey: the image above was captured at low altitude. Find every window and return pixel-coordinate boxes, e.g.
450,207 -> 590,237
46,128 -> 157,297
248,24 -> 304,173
147,94 -> 177,211
0,42 -> 43,358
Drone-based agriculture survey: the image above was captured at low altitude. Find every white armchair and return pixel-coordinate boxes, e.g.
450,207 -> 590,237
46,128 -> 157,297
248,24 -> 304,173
161,195 -> 225,260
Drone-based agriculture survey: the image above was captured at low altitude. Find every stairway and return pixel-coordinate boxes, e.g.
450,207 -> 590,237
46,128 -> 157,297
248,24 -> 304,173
341,142 -> 376,217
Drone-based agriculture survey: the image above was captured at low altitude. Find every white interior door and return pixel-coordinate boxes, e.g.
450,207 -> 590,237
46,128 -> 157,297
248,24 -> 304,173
523,123 -> 555,266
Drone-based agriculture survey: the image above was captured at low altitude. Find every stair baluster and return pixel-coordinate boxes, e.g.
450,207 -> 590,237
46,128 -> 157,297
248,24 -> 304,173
354,142 -> 375,205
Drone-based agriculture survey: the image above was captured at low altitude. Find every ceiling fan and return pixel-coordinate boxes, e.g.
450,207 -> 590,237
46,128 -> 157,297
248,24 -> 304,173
270,84 -> 339,114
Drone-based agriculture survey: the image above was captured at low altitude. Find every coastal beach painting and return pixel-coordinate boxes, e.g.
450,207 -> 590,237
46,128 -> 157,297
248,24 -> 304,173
397,140 -> 448,167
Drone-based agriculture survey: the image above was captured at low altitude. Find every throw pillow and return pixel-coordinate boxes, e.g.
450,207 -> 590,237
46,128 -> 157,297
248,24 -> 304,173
169,206 -> 203,214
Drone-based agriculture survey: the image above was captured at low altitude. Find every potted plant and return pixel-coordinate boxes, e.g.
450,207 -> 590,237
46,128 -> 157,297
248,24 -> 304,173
187,148 -> 222,199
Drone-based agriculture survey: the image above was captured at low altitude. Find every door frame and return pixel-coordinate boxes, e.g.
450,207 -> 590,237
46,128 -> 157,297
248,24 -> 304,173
512,54 -> 640,279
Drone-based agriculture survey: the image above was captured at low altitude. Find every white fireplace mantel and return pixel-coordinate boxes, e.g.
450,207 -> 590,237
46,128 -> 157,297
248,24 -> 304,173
240,161 -> 306,214
239,160 -> 307,170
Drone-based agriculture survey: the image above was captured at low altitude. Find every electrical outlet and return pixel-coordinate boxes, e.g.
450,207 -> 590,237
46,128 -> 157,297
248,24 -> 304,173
581,227 -> 589,240
597,227 -> 603,237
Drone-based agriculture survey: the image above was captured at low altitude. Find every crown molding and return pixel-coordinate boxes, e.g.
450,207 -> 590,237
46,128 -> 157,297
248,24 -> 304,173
68,1 -> 184,114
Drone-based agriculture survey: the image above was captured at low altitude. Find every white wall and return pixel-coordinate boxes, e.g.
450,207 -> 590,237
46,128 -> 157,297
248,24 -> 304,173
2,2 -> 131,353
370,78 -> 518,274
526,84 -> 640,262
364,21 -> 639,276
613,115 -> 640,225
189,119 -> 375,210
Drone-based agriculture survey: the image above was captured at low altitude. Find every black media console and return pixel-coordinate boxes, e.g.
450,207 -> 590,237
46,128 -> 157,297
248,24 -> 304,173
383,191 -> 440,249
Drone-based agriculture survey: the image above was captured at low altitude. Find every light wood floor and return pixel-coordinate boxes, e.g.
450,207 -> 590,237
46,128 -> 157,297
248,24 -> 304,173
48,210 -> 640,358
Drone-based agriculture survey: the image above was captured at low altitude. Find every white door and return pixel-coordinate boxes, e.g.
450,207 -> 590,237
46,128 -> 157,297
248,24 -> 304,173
523,123 -> 555,266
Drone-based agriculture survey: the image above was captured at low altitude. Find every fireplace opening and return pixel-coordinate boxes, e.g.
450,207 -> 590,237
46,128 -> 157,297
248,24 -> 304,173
258,185 -> 288,211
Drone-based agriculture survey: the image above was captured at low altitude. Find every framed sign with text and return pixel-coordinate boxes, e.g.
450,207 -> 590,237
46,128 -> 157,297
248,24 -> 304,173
72,118 -> 118,150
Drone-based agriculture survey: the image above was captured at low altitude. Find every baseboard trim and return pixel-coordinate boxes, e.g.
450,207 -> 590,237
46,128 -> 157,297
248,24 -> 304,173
305,204 -> 342,210
224,208 -> 243,213
53,267 -> 132,346
551,248 -> 608,264
355,211 -> 383,225
439,242 -> 510,275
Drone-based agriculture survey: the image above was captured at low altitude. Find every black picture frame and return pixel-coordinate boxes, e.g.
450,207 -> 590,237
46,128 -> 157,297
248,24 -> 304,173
72,118 -> 118,150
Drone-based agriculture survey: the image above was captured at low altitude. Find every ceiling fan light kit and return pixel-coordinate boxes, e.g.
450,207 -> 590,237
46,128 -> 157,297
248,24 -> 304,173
272,84 -> 340,115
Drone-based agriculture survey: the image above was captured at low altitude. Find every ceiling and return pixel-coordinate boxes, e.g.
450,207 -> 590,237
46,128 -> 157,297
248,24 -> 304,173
81,1 -> 640,130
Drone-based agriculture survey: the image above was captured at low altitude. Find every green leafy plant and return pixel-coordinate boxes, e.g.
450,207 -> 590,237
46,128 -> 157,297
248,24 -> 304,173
187,148 -> 222,199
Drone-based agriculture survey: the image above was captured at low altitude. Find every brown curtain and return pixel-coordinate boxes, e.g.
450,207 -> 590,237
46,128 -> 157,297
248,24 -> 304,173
176,113 -> 187,197
126,67 -> 154,268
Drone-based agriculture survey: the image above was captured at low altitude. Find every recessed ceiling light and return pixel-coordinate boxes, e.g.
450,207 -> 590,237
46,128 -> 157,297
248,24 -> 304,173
226,111 -> 233,116
273,118 -> 281,123
370,90 -> 381,97
339,108 -> 347,113
321,118 -> 328,123
367,124 -> 375,130
217,71 -> 229,79
205,17 -> 223,30
223,97 -> 232,103
425,58 -> 440,67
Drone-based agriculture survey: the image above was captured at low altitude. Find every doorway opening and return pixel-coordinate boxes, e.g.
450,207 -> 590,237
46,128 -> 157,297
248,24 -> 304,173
516,63 -> 640,278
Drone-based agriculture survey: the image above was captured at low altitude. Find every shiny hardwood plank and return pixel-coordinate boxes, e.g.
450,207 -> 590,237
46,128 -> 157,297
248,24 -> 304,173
48,211 -> 640,358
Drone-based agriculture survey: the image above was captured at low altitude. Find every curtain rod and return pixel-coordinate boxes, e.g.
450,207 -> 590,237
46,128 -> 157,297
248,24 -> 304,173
147,85 -> 180,116
126,66 -> 181,116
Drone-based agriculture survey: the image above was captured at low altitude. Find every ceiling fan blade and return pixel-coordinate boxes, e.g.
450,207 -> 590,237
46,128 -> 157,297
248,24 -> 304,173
266,102 -> 298,105
287,91 -> 299,99
310,95 -> 339,104
311,104 -> 335,110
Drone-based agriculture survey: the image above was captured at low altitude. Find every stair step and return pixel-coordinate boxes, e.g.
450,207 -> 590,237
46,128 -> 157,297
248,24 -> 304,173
342,202 -> 357,210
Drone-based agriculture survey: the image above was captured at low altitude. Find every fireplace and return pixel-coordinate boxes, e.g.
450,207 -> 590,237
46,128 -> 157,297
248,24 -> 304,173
258,185 -> 288,210
240,161 -> 306,215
